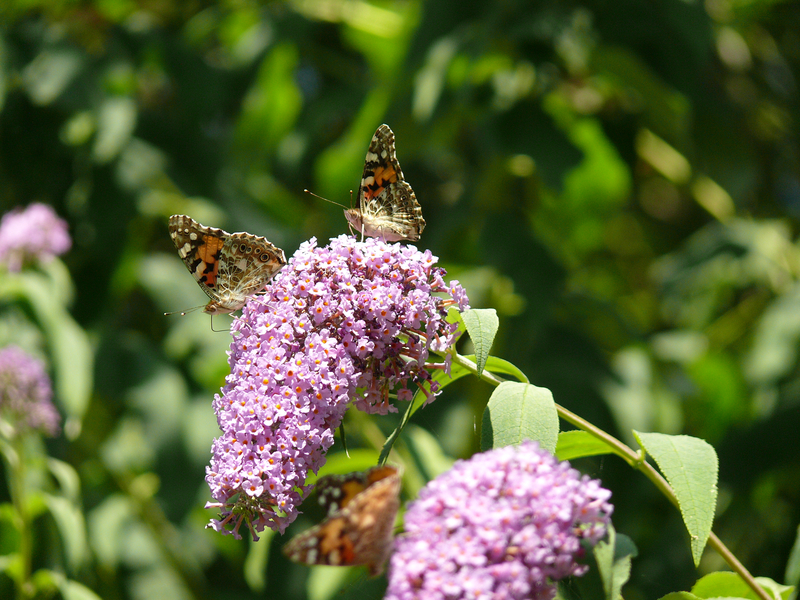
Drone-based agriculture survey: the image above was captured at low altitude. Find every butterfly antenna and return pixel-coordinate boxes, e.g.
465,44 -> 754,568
304,188 -> 348,210
164,305 -> 204,317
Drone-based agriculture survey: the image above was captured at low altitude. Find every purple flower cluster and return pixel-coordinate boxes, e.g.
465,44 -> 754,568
0,346 -> 60,436
205,235 -> 468,540
385,441 -> 613,600
0,203 -> 71,272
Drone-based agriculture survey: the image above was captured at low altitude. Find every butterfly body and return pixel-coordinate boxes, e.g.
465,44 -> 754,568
345,124 -> 425,242
284,465 -> 401,577
169,214 -> 286,315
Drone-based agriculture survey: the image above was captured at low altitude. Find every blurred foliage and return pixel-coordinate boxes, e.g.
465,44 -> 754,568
1,0 -> 800,598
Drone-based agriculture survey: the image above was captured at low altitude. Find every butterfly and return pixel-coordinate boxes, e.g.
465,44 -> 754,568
168,214 -> 286,315
344,124 -> 426,242
283,465 -> 401,577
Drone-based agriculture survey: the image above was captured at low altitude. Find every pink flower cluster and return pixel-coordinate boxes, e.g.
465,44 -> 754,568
205,235 -> 468,540
0,203 -> 71,271
385,442 -> 613,600
0,345 -> 60,436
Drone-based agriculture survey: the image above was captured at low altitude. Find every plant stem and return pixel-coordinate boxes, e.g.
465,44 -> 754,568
452,351 -> 772,600
8,436 -> 34,600
115,472 -> 207,600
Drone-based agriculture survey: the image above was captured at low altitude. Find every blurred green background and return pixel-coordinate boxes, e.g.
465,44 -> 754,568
1,0 -> 799,598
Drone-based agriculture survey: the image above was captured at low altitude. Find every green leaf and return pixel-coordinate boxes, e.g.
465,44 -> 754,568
49,310 -> 94,431
59,580 -> 105,600
47,458 -> 82,504
21,49 -> 83,105
785,524 -> 800,590
42,494 -> 89,572
691,571 -> 792,599
753,578 -> 792,600
0,272 -> 94,429
481,382 -> 559,453
555,430 -> 623,461
379,396 -> 415,465
0,551 -> 21,579
634,432 -> 718,567
236,43 -> 302,149
655,594 -> 701,600
244,528 -> 273,591
92,96 -> 137,163
594,524 -> 636,600
307,565 -> 354,600
479,355 -> 529,383
405,424 -> 455,480
312,449 -> 385,482
87,494 -> 134,570
42,571 -> 104,600
461,308 -> 499,375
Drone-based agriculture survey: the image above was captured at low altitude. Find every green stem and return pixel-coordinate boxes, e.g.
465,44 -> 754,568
116,472 -> 206,600
8,436 -> 33,600
452,351 -> 772,600
450,351 -> 507,386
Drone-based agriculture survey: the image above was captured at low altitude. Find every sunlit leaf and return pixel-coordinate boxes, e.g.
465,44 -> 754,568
634,432 -> 718,566
481,382 -> 558,453
87,494 -> 134,571
594,524 -> 636,600
47,459 -> 82,505
22,49 -> 83,105
0,272 -> 93,431
785,524 -> 800,591
461,308 -> 499,375
56,578 -> 105,600
555,430 -> 622,461
92,97 -> 137,163
42,494 -> 89,572
406,424 -> 455,481
307,566 -> 354,600
237,43 -> 302,149
691,571 -> 792,600
244,529 -> 273,591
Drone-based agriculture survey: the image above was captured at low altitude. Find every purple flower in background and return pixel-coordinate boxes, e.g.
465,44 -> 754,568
0,203 -> 71,272
385,441 -> 613,600
0,346 -> 60,436
205,236 -> 468,540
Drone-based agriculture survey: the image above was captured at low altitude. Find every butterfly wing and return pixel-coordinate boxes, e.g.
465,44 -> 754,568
345,125 -> 425,242
316,464 -> 400,516
215,231 -> 286,308
169,214 -> 286,314
284,465 -> 401,576
169,214 -> 228,303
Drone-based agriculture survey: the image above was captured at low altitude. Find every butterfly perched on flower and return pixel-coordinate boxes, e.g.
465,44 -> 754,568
283,465 -> 401,577
344,124 -> 426,242
168,214 -> 286,315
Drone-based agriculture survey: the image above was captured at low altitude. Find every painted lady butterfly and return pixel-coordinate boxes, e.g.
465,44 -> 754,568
344,124 -> 426,242
283,465 -> 401,577
168,214 -> 286,315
